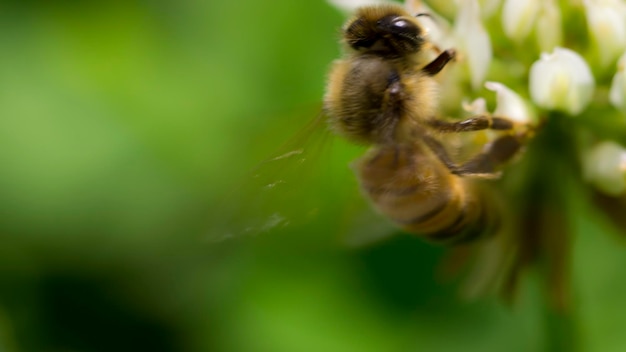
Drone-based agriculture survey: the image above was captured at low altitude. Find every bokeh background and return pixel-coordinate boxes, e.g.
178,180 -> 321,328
1,0 -> 626,351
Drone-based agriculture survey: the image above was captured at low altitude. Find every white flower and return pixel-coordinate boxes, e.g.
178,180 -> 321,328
502,0 -> 541,42
454,0 -> 492,90
609,52 -> 626,111
535,0 -> 563,52
584,0 -> 626,68
462,97 -> 488,115
583,141 -> 626,195
485,81 -> 536,124
459,83 -> 534,149
529,47 -> 595,115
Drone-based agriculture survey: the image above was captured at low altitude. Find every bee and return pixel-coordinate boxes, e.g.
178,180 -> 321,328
323,4 -> 530,244
216,4 -> 531,245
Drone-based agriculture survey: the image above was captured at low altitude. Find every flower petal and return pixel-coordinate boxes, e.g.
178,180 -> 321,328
502,0 -> 541,42
583,141 -> 626,196
462,98 -> 488,115
485,81 -> 536,124
454,0 -> 492,90
584,0 -> 626,68
609,51 -> 626,110
535,0 -> 562,52
529,47 -> 595,115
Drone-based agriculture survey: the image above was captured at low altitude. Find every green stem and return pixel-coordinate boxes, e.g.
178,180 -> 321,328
523,113 -> 581,351
545,306 -> 578,352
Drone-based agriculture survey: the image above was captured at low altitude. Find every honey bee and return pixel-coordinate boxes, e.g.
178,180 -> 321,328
217,4 -> 530,245
322,4 -> 530,244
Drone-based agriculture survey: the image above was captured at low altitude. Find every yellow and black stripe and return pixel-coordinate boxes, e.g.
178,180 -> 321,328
354,143 -> 498,245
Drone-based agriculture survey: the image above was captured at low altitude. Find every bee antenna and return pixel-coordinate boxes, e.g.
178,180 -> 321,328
415,13 -> 437,23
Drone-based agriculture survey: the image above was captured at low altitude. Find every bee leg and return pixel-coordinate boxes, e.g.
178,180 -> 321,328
421,49 -> 456,76
452,134 -> 524,176
380,71 -> 404,143
423,133 -> 528,176
422,135 -> 462,172
414,13 -> 434,19
428,115 -> 515,133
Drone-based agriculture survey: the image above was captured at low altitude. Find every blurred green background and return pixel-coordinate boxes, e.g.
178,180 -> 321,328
1,0 -> 626,351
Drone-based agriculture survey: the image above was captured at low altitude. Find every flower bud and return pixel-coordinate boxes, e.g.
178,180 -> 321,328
501,0 -> 540,42
609,52 -> 626,111
485,81 -> 537,125
583,141 -> 626,196
583,0 -> 626,68
529,47 -> 595,115
462,98 -> 488,115
454,0 -> 492,90
535,0 -> 562,52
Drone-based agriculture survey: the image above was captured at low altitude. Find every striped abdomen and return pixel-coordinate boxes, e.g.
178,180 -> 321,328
353,143 -> 495,244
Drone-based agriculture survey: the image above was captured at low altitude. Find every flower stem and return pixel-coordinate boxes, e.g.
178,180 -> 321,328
520,113 -> 581,351
544,306 -> 578,352
541,114 -> 581,351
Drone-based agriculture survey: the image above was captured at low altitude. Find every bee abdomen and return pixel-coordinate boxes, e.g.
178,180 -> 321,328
411,187 -> 496,245
354,145 -> 497,245
386,179 -> 489,245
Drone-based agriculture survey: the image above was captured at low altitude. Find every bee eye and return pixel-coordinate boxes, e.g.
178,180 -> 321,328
389,18 -> 419,37
392,19 -> 410,29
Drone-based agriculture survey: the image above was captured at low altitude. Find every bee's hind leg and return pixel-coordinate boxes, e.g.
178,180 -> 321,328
422,135 -> 463,172
423,131 -> 530,177
452,134 -> 524,176
426,111 -> 539,175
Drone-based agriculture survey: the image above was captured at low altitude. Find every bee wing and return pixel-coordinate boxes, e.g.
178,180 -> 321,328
338,183 -> 401,247
209,112 -> 339,242
341,212 -> 400,247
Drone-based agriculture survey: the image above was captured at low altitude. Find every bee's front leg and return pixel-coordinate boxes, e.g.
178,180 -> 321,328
428,115 -> 516,133
421,49 -> 456,76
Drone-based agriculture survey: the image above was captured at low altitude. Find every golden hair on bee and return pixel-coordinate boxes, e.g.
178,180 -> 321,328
324,4 -> 451,146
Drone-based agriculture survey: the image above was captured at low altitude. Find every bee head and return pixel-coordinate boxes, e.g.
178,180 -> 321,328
344,5 -> 425,56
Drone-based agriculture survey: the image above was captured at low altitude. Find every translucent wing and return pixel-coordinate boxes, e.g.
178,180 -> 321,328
209,111 -> 347,242
339,194 -> 401,247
